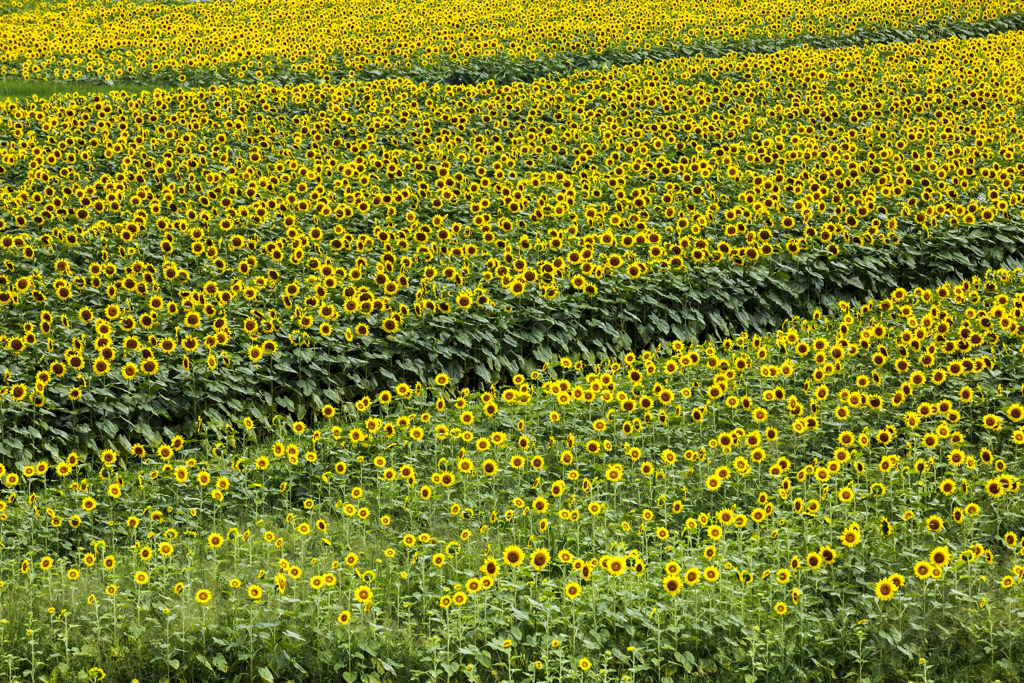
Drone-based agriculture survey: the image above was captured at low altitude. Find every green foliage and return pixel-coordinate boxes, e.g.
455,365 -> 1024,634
0,79 -> 151,102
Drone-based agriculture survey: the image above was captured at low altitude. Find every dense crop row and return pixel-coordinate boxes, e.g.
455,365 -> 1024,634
1,0 -> 1023,87
1,267 -> 1022,681
3,33 -> 1024,461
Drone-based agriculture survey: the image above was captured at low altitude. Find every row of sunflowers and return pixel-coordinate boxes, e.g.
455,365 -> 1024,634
1,265 -> 1022,680
1,0 -> 1023,87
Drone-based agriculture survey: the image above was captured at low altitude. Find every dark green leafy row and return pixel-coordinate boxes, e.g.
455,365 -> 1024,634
361,13 -> 1024,85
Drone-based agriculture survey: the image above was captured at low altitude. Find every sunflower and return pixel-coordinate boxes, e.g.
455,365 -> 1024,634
879,518 -> 893,536
874,577 -> 896,601
683,568 -> 701,586
480,557 -> 500,576
354,585 -> 373,604
530,548 -> 551,571
929,546 -> 950,568
806,552 -> 823,571
564,581 -> 583,599
248,585 -> 262,600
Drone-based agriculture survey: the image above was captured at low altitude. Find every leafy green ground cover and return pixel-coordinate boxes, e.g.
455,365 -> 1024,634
0,79 -> 151,102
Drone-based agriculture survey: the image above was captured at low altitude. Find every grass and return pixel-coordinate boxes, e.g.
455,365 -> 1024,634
0,78 -> 160,101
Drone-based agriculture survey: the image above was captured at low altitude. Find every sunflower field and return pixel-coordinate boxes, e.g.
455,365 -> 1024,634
2,0 -> 1024,680
5,30 -> 1024,459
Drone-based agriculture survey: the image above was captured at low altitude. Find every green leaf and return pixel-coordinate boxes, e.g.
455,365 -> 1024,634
257,666 -> 274,682
474,363 -> 492,383
138,423 -> 159,444
98,419 -> 118,438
